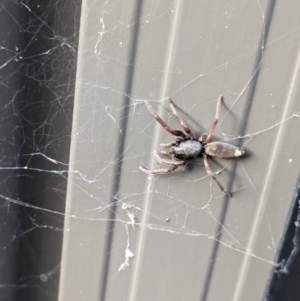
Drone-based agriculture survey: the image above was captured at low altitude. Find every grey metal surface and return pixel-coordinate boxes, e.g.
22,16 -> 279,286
0,1 -> 80,300
59,1 -> 300,301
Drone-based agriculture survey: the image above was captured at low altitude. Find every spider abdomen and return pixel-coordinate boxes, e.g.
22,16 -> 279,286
205,142 -> 245,158
172,140 -> 202,159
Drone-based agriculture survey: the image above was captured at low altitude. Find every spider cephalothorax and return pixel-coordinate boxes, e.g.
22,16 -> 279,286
139,96 -> 245,197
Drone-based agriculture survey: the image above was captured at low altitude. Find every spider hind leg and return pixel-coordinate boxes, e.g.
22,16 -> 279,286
203,154 -> 232,198
204,95 -> 222,144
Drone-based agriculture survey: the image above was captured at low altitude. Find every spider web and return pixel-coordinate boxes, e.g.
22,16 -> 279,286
1,1 -> 300,301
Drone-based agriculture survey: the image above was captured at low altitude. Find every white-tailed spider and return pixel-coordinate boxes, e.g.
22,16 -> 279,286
139,96 -> 245,197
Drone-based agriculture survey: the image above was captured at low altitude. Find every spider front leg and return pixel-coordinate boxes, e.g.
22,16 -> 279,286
168,98 -> 195,139
154,153 -> 185,166
203,154 -> 231,198
144,101 -> 186,138
160,142 -> 177,148
139,154 -> 185,175
158,150 -> 174,156
161,137 -> 184,148
204,95 -> 222,144
139,165 -> 179,175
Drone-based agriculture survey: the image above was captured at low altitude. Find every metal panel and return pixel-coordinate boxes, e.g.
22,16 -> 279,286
59,1 -> 300,300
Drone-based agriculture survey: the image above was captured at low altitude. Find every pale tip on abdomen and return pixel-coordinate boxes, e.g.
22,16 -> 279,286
234,148 -> 245,157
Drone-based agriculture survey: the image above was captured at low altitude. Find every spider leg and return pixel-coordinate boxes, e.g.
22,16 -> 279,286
160,142 -> 176,147
139,165 -> 179,175
155,153 -> 185,166
168,98 -> 195,139
139,153 -> 185,175
204,95 -> 222,144
144,101 -> 186,138
199,133 -> 207,143
203,154 -> 231,197
161,137 -> 184,147
158,150 -> 174,156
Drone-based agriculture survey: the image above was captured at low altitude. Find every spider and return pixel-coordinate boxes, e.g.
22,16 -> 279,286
139,95 -> 245,198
